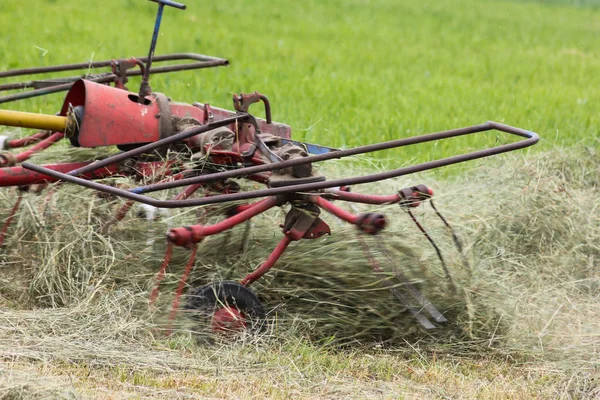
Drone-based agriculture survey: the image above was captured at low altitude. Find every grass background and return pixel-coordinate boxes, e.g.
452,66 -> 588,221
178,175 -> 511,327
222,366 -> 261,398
1,0 -> 599,153
0,0 -> 599,398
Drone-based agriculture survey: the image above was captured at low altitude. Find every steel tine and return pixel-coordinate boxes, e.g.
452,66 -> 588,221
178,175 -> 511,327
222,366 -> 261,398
376,240 -> 447,323
401,280 -> 447,323
373,272 -> 436,330
358,234 -> 436,330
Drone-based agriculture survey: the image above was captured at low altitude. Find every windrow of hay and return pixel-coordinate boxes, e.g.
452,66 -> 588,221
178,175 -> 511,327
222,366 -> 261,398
0,145 -> 598,376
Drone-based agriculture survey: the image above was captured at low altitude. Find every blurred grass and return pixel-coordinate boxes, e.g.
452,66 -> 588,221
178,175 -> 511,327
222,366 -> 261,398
0,0 -> 599,162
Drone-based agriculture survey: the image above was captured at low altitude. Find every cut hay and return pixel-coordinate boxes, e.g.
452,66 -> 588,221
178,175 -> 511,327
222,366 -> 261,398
0,145 -> 598,396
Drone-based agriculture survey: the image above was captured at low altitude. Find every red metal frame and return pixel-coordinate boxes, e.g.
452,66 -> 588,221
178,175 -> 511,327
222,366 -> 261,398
6,130 -> 53,149
166,197 -> 281,247
160,187 -> 420,290
240,236 -> 292,286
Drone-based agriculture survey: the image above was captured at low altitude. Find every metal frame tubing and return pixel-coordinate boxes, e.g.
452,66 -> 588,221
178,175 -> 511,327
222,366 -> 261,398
22,121 -> 539,208
130,121 -> 538,194
12,132 -> 64,163
310,196 -> 360,225
165,196 -> 280,246
7,131 -> 53,149
0,53 -> 225,79
321,190 -> 401,205
240,236 -> 292,286
0,162 -> 118,187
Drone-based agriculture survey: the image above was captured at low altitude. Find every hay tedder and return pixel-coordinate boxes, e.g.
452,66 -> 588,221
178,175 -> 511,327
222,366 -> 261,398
0,0 -> 538,334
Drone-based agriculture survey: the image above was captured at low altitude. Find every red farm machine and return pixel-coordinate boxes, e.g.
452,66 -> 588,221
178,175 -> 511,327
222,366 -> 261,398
0,0 -> 538,334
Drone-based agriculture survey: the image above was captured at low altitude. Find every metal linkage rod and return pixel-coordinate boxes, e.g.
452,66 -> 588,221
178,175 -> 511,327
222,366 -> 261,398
321,190 -> 401,205
166,197 -> 281,246
240,236 -> 292,286
7,131 -> 53,149
141,0 -> 187,96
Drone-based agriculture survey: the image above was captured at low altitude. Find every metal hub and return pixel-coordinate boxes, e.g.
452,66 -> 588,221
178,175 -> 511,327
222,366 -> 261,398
211,307 -> 247,333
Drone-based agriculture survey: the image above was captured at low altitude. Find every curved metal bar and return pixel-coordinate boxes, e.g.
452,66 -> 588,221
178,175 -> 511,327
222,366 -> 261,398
65,114 -> 249,176
130,121 -> 537,194
22,122 -> 539,208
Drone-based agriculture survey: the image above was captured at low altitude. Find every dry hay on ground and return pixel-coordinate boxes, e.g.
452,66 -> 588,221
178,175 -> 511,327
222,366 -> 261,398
0,146 -> 598,397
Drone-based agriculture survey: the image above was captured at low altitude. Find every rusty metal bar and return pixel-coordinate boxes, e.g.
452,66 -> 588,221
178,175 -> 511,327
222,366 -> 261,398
63,113 -> 249,177
0,82 -> 76,104
0,161 -> 118,187
0,76 -> 109,91
22,122 -> 539,208
71,119 -> 488,181
0,60 -> 227,104
0,53 -> 227,79
0,54 -> 229,104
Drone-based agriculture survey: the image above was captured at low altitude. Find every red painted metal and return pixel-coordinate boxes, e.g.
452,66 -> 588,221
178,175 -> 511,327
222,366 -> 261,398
311,196 -> 360,225
56,79 -> 292,150
7,130 -> 52,149
192,103 -> 291,140
167,244 -> 198,325
61,80 -> 162,147
113,200 -> 136,223
149,243 -> 174,307
173,183 -> 204,201
166,196 -> 280,246
355,213 -> 387,235
399,184 -> 434,208
13,132 -> 64,163
240,236 -> 292,286
229,200 -> 269,215
211,307 -> 247,333
301,218 -> 331,239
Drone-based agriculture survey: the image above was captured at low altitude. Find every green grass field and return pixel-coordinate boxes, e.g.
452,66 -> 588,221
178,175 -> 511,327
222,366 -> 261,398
1,0 -> 599,152
0,0 -> 599,398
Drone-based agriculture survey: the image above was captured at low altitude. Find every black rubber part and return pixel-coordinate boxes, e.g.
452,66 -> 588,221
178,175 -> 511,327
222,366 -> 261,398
185,281 -> 266,332
117,143 -> 146,152
68,105 -> 85,147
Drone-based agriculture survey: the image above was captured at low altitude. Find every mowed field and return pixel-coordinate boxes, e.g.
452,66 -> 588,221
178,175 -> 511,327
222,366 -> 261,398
0,0 -> 599,399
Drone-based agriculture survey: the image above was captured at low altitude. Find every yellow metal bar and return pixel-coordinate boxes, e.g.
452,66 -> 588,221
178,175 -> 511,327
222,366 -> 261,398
0,109 -> 67,132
